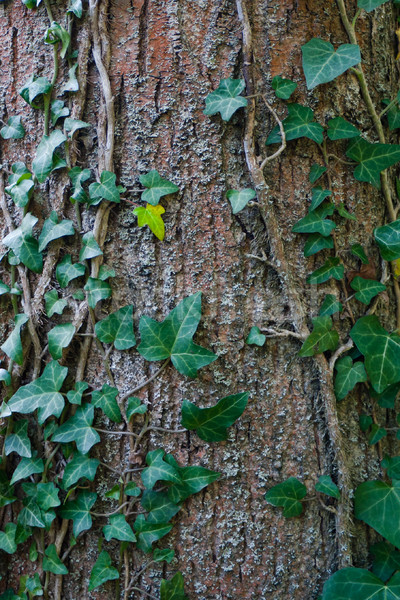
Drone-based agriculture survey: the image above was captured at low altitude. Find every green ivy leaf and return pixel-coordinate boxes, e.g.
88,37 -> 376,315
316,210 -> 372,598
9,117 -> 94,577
19,74 -> 52,107
351,243 -> 369,264
309,164 -> 326,183
43,544 -> 68,575
64,118 -> 90,139
322,568 -> 400,600
375,220 -> 400,261
139,170 -> 179,206
88,551 -> 119,591
3,213 -> 43,273
1,313 -> 29,365
79,231 -> 103,261
298,316 -> 339,357
326,116 -> 360,140
267,103 -> 324,144
133,204 -> 166,240
265,477 -> 307,517
89,171 -> 124,204
359,414 -> 373,432
141,490 -> 181,524
53,403 -> 100,454
138,292 -> 217,377
126,397 -> 147,420
105,485 -> 121,500
45,290 -> 67,317
141,449 -> 182,490
303,233 -> 334,257
165,458 -> 220,503
292,206 -> 336,236
0,369 -> 12,387
271,75 -> 297,99
355,479 -> 400,547
226,188 -> 256,214
302,38 -> 360,89
56,255 -> 86,288
0,523 -> 17,554
103,514 -> 136,542
0,473 -> 16,509
0,116 -> 25,140
370,542 -> 400,582
62,453 -> 99,488
8,361 -> 68,423
61,63 -> 80,93
160,572 -> 189,600
32,130 -> 67,183
67,0 -> 83,18
315,475 -> 340,499
307,257 -> 344,284
134,514 -> 173,553
310,187 -> 332,211
59,491 -> 97,536
382,456 -> 400,480
125,481 -> 141,497
319,294 -> 343,316
371,382 -> 400,409
98,264 -> 116,281
382,99 -> 400,131
69,167 -> 91,203
246,326 -> 266,346
153,548 -> 175,563
357,0 -> 390,11
337,202 -> 356,221
350,276 -> 386,304
5,163 -> 34,208
334,356 -> 367,401
369,424 -> 387,445
94,305 -> 136,350
10,456 -> 44,486
92,384 -> 121,423
51,99 -> 70,125
44,22 -> 70,59
181,392 -> 248,442
5,420 -> 32,458
350,315 -> 400,393
203,78 -> 247,121
48,323 -> 75,360
38,211 -> 75,252
83,277 -> 112,308
346,137 -> 400,189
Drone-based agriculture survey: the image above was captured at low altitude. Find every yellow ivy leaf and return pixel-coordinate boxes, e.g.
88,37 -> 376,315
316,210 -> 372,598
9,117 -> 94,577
393,258 -> 400,278
133,204 -> 165,241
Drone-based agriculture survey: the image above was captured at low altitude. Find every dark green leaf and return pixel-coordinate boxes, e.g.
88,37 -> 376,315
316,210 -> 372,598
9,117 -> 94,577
88,551 -> 119,591
351,243 -> 369,264
322,568 -> 400,600
43,544 -> 68,575
10,456 -> 44,486
19,74 -> 52,107
64,118 -> 90,138
83,277 -> 112,309
315,475 -> 340,499
334,357 -> 367,400
307,257 -> 344,284
271,75 -> 297,99
0,523 -> 17,554
319,294 -> 343,316
38,211 -> 74,252
3,213 -> 43,273
292,209 -> 335,237
153,548 -> 175,563
299,316 -> 339,357
56,255 -> 86,288
181,392 -> 248,442
1,313 -> 29,365
337,202 -> 356,220
126,397 -> 147,420
103,514 -> 136,542
44,22 -> 70,59
226,188 -> 256,214
32,130 -> 67,183
304,233 -> 334,257
370,541 -> 400,582
302,38 -> 360,89
59,491 -> 97,536
369,424 -> 387,445
79,232 -> 103,261
94,305 -> 136,350
203,78 -> 247,121
309,164 -> 326,183
0,116 -> 25,140
89,171 -> 124,204
51,100 -> 70,125
350,276 -> 386,304
382,456 -> 400,480
141,490 -> 181,524
310,187 -> 332,211
61,453 -> 98,488
165,458 -> 220,503
355,479 -> 400,548
92,384 -> 121,423
265,477 -> 307,518
134,514 -> 172,553
246,326 -> 266,346
358,0 -> 390,11
375,219 -> 400,261
160,572 -> 189,600
66,382 -> 89,406
141,449 -> 181,490
327,116 -> 360,140
371,382 -> 400,408
5,420 -> 32,458
67,0 -> 83,18
359,414 -> 373,432
346,137 -> 400,189
44,289 -> 67,317
69,167 -> 91,203
267,103 -> 324,144
140,170 -> 179,206
125,482 -> 141,497
53,403 -> 100,454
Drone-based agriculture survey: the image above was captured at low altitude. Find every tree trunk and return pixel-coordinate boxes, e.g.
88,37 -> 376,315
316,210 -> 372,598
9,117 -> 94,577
0,0 -> 398,598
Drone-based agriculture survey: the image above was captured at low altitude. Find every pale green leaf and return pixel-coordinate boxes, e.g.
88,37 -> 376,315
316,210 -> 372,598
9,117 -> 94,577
203,78 -> 247,121
271,75 -> 297,99
133,204 -> 166,240
84,277 -> 112,308
226,188 -> 256,214
88,551 -> 119,591
1,313 -> 29,365
358,0 -> 390,11
89,171 -> 123,204
139,170 -> 179,206
246,326 -> 266,346
32,130 -> 67,183
69,166 -> 91,203
53,403 -> 100,454
3,213 -> 43,273
79,231 -> 103,261
48,323 -> 75,360
38,211 -> 74,252
61,63 -> 80,93
56,255 -> 86,288
44,22 -> 70,59
67,0 -> 83,17
0,116 -> 25,140
298,316 -> 339,357
375,219 -> 400,261
19,74 -> 52,107
302,38 -> 360,89
265,477 -> 307,517
44,289 -> 67,317
51,99 -> 70,125
5,420 -> 32,458
64,117 -> 90,138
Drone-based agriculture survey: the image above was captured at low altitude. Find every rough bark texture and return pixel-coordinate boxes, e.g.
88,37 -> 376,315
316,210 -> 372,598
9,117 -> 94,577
0,0 -> 399,598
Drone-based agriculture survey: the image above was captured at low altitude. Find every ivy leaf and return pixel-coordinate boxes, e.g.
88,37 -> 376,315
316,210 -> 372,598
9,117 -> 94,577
69,167 -> 91,203
44,290 -> 67,317
360,414 -> 373,432
141,449 -> 182,490
0,473 -> 16,508
319,294 -> 343,316
309,164 -> 326,183
292,209 -> 336,236
92,384 -> 121,423
103,514 -> 136,542
8,361 -> 68,424
141,490 -> 181,524
98,264 -> 116,281
32,130 -> 67,183
307,257 -> 344,284
271,75 -> 297,100
89,171 -> 124,204
350,315 -> 400,393
43,544 -> 68,575
59,491 -> 97,536
52,403 -> 100,454
139,170 -> 179,206
153,548 -> 175,563
310,187 -> 332,211
64,118 -> 90,139
3,213 -> 43,273
265,477 -> 307,517
246,326 -> 266,346
48,323 -> 75,360
133,204 -> 166,240
350,276 -> 386,304
370,542 -> 400,582
5,165 -> 34,208
62,454 -> 99,488
1,313 -> 29,365
374,219 -> 400,261
138,292 -> 217,377
160,572 -> 189,600
357,0 -> 390,11
0,369 -> 12,387
181,392 -> 248,442
56,255 -> 86,288
38,211 -> 75,252
5,420 -> 32,458
203,78 -> 247,121
0,116 -> 25,140
94,305 -> 136,350
125,482 -> 141,497
88,551 -> 119,591
267,103 -> 324,144
315,475 -> 340,499
346,137 -> 400,189
10,456 -> 44,486
19,74 -> 52,107
83,277 -> 112,308
226,188 -> 256,214
371,382 -> 400,409
302,38 -> 360,89
67,0 -> 83,18
334,357 -> 367,401
0,523 -> 17,554
61,63 -> 80,93
44,22 -> 70,59
355,479 -> 400,547
298,316 -> 339,357
51,99 -> 70,125
303,233 -> 334,257
382,456 -> 400,480
126,397 -> 147,420
322,568 -> 400,600
134,514 -> 173,553
369,424 -> 387,445
165,459 -> 220,503
351,243 -> 369,264
326,116 -> 360,140
79,231 -> 103,261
